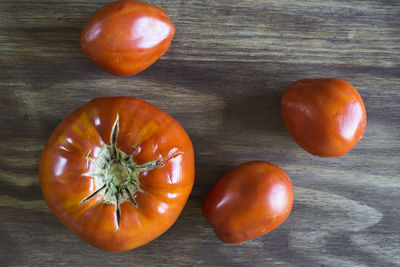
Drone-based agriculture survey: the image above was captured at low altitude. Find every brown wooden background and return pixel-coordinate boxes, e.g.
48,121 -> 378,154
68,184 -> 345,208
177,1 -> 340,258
1,0 -> 399,266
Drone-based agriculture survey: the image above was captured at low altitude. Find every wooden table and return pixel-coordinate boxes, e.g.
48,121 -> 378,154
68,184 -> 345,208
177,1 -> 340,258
1,0 -> 399,266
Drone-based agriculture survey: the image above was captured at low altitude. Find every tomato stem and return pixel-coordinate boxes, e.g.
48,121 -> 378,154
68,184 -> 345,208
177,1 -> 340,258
80,114 -> 178,231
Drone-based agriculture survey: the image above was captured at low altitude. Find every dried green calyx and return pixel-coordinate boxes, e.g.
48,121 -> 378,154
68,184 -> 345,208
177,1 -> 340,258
80,114 -> 176,230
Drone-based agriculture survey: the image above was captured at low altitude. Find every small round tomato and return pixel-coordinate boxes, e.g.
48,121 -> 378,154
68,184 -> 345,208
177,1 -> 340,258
80,0 -> 175,76
281,78 -> 367,157
203,161 -> 293,243
39,97 -> 194,252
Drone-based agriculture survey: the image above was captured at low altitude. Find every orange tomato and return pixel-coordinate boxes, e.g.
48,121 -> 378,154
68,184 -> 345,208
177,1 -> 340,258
39,97 -> 194,252
281,78 -> 367,157
203,161 -> 293,243
80,0 -> 175,76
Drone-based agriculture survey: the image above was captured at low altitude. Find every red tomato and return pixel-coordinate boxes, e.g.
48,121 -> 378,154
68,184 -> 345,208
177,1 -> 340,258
203,161 -> 293,243
39,97 -> 194,252
80,0 -> 175,76
281,78 -> 367,157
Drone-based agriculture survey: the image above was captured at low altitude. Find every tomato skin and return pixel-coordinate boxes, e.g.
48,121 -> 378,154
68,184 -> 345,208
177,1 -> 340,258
80,0 -> 175,76
281,78 -> 367,157
39,97 -> 194,252
203,161 -> 293,243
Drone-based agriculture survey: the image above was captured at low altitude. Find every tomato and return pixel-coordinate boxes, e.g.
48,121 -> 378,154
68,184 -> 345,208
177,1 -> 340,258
281,78 -> 367,157
39,97 -> 194,252
80,0 -> 175,76
203,161 -> 293,243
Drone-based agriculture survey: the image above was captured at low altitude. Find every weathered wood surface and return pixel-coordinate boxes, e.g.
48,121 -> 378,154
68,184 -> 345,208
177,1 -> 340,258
1,0 -> 399,266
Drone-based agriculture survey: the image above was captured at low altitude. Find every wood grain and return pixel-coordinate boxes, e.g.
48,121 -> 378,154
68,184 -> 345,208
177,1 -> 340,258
1,0 -> 399,266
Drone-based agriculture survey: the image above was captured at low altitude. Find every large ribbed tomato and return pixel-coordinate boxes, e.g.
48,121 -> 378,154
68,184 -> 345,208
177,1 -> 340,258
80,0 -> 175,76
39,97 -> 194,252
281,78 -> 367,157
203,161 -> 293,243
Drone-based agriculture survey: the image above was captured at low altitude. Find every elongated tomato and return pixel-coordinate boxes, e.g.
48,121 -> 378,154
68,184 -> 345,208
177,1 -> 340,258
80,0 -> 175,76
203,161 -> 293,243
39,97 -> 194,252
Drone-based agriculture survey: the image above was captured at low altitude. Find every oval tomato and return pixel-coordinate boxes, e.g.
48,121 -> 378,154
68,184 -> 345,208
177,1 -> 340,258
80,0 -> 175,76
39,97 -> 194,252
281,78 -> 367,157
203,161 -> 293,243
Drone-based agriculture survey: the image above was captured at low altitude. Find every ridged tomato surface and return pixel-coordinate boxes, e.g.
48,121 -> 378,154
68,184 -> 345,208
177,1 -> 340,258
39,97 -> 194,252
